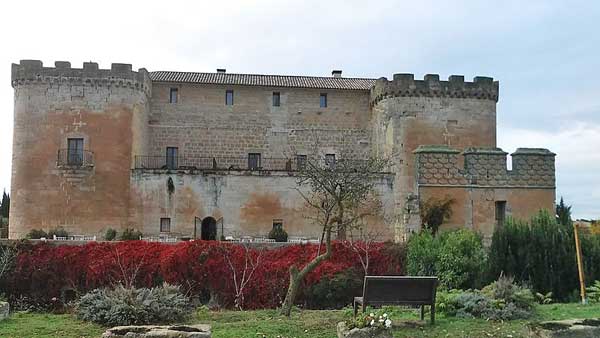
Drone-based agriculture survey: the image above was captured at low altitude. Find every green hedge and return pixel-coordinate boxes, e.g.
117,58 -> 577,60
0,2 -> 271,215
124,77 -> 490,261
488,209 -> 600,301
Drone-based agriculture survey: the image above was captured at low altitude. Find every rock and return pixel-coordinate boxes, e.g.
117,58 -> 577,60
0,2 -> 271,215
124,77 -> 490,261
337,322 -> 393,338
529,318 -> 600,338
102,324 -> 211,338
0,301 -> 9,321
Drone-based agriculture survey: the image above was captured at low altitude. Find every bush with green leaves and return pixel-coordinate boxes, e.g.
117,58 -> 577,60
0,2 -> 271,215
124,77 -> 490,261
586,280 -> 600,303
268,226 -> 288,242
119,228 -> 142,241
303,269 -> 363,309
487,209 -> 600,301
26,229 -> 48,239
47,227 -> 69,239
76,283 -> 191,326
104,228 -> 117,241
407,229 -> 486,289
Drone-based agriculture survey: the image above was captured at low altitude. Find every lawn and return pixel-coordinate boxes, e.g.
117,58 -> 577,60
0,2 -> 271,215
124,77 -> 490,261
0,303 -> 598,338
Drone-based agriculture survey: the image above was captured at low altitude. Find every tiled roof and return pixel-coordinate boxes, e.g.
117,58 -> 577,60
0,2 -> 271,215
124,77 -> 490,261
149,71 -> 376,90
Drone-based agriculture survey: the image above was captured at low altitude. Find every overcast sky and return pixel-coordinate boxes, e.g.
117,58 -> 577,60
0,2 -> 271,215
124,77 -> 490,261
0,0 -> 598,219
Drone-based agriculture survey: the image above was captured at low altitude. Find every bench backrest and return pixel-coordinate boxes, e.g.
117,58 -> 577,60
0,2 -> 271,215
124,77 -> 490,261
363,276 -> 438,305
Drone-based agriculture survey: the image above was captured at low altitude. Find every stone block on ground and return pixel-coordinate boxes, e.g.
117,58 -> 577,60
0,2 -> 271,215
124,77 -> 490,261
0,301 -> 9,320
529,318 -> 600,338
102,324 -> 211,338
337,322 -> 393,338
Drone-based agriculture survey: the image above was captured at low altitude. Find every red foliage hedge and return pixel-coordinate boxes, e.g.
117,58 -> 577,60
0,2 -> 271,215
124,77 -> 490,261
5,240 -> 405,309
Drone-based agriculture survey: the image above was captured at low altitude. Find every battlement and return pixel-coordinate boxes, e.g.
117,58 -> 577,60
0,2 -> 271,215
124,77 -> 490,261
11,60 -> 151,95
414,146 -> 555,188
370,73 -> 499,105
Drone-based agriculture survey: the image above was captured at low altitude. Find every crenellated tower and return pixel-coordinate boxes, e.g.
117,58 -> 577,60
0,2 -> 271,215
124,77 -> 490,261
369,74 -> 499,239
10,60 -> 152,238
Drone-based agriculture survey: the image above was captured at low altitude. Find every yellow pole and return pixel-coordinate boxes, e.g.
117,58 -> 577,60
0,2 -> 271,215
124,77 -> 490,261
573,222 -> 587,304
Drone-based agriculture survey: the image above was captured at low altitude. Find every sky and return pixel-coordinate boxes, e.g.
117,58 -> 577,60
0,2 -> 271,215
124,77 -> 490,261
0,0 -> 598,219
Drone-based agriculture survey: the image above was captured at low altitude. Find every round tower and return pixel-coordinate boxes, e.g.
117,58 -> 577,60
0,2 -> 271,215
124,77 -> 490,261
369,73 -> 499,239
9,60 -> 151,238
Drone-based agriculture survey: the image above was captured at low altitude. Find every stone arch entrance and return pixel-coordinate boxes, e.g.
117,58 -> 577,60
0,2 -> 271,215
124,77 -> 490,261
201,216 -> 217,240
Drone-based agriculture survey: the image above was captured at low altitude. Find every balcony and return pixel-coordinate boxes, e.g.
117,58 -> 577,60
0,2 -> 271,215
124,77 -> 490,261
57,149 -> 94,168
134,155 -> 302,171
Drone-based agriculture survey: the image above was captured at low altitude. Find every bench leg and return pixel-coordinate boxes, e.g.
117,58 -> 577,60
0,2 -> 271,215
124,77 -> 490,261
431,303 -> 435,325
420,305 -> 425,321
353,301 -> 358,317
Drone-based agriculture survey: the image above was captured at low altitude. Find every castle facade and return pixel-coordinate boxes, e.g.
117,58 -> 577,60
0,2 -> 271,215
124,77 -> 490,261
8,60 -> 556,240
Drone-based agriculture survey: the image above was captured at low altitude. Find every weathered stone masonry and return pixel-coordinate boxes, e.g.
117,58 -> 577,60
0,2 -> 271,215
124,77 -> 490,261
9,60 -> 556,240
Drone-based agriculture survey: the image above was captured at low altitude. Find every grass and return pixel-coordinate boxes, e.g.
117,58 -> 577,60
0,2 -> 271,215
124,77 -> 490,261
1,303 -> 599,338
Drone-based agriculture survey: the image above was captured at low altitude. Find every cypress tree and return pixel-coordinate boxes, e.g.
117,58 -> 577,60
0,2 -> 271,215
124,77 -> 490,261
556,197 -> 572,227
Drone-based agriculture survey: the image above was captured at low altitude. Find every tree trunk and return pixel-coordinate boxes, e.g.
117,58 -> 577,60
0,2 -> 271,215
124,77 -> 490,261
280,229 -> 332,316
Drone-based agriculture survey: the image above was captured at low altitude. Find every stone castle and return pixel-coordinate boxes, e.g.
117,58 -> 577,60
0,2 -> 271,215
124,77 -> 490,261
8,60 -> 556,240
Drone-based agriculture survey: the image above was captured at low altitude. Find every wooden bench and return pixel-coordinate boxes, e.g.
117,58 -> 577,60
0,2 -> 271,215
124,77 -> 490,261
353,276 -> 439,324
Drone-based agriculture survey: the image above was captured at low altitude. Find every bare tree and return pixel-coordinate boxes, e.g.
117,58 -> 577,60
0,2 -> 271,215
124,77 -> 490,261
219,243 -> 264,310
280,156 -> 389,316
0,244 -> 16,281
343,211 -> 384,276
110,245 -> 147,288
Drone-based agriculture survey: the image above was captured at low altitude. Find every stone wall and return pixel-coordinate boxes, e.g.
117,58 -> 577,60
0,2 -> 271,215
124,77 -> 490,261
130,170 -> 396,240
148,83 -> 371,159
9,60 -> 151,238
414,146 -> 556,237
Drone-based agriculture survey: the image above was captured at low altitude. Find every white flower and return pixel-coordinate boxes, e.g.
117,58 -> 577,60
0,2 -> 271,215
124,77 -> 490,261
379,318 -> 384,322
383,313 -> 388,317
370,319 -> 375,326
385,319 -> 392,328
370,313 -> 375,317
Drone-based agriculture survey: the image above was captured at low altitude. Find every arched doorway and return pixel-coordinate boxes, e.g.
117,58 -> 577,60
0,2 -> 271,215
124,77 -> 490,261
201,216 -> 217,240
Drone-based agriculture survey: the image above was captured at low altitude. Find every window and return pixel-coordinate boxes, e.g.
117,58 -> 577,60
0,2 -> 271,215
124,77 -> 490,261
169,88 -> 178,103
166,147 -> 178,170
320,93 -> 327,108
272,92 -> 281,107
495,201 -> 507,227
248,153 -> 261,170
160,218 -> 171,232
226,90 -> 234,105
325,154 -> 336,169
273,219 -> 283,230
296,155 -> 307,170
67,138 -> 84,165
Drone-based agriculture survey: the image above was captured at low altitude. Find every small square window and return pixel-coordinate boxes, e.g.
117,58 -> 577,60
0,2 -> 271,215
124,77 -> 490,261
226,90 -> 234,106
248,153 -> 261,170
320,93 -> 327,108
169,88 -> 178,103
325,154 -> 336,168
296,155 -> 307,170
160,218 -> 171,232
273,92 -> 281,107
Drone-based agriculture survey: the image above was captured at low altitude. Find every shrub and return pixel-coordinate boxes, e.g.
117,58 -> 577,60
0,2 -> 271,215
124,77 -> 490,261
586,280 -> 600,303
407,229 -> 486,289
304,269 -> 363,309
26,229 -> 48,239
438,277 -> 535,320
76,283 -> 191,326
120,228 -> 142,241
104,228 -> 117,241
268,226 -> 288,242
420,196 -> 454,235
48,227 -> 69,239
487,209 -> 600,301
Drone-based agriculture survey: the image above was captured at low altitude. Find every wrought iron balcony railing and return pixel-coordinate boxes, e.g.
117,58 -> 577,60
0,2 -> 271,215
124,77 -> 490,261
134,155 -> 386,173
134,155 -> 303,171
57,149 -> 94,167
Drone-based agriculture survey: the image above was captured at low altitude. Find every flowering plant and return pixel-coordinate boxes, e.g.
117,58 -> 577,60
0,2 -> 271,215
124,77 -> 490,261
347,309 -> 392,329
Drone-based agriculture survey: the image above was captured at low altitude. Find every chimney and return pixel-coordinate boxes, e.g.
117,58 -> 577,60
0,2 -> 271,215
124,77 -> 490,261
217,68 -> 226,73
332,70 -> 342,78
